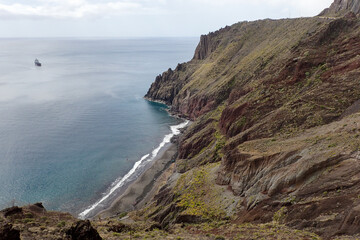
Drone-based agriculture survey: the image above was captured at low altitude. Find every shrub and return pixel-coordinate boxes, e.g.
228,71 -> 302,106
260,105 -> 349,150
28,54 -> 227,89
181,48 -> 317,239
118,212 -> 128,219
273,207 -> 287,224
57,221 -> 66,228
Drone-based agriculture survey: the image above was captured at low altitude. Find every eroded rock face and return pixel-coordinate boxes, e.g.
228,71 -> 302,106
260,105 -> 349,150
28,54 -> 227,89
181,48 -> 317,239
215,114 -> 360,237
66,220 -> 102,240
0,224 -> 20,240
193,26 -> 230,60
145,68 -> 180,105
193,35 -> 210,60
320,0 -> 360,15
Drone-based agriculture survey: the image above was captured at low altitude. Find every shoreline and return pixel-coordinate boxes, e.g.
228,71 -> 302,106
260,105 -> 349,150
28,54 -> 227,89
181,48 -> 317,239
95,142 -> 178,219
77,98 -> 190,219
144,98 -> 188,120
78,118 -> 189,219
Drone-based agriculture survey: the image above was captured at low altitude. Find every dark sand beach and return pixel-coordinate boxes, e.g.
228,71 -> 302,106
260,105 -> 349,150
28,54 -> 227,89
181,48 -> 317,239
96,143 -> 178,218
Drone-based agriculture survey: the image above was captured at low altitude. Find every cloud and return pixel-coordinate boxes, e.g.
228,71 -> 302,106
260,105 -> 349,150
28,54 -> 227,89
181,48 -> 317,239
264,0 -> 334,15
0,0 -> 333,20
172,0 -> 333,16
0,0 -> 163,19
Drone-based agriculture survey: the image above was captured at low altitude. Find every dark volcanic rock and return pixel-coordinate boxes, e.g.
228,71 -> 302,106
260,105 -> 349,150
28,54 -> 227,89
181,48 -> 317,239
193,35 -> 212,60
107,223 -> 132,233
0,223 -> 20,240
145,68 -> 184,105
66,220 -> 102,240
28,202 -> 46,214
33,202 -> 45,209
193,26 -> 230,60
2,206 -> 22,218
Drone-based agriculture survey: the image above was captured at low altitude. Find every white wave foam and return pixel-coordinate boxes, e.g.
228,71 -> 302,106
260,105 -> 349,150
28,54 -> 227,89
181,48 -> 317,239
78,120 -> 189,219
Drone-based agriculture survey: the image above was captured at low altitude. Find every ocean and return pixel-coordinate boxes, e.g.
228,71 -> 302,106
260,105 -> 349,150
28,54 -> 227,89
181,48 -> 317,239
0,37 -> 198,217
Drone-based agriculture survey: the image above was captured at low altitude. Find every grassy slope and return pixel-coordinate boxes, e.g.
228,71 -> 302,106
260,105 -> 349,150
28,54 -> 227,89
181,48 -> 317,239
143,12 -> 360,239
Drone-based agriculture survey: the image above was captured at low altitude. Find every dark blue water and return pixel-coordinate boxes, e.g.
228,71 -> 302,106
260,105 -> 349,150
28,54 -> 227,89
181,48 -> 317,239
0,38 -> 197,215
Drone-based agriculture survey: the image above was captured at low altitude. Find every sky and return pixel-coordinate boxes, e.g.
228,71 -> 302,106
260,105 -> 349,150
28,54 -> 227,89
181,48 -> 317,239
0,0 -> 334,38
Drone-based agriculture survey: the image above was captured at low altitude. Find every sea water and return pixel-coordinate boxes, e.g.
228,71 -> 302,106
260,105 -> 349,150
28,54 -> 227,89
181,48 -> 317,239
0,38 -> 198,217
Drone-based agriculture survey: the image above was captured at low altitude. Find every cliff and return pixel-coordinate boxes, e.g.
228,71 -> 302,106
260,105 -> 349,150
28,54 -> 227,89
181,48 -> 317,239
320,0 -> 360,16
144,0 -> 360,238
3,1 -> 360,239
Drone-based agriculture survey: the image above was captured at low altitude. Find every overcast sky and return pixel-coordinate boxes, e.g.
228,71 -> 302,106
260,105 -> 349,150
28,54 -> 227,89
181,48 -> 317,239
0,0 -> 334,38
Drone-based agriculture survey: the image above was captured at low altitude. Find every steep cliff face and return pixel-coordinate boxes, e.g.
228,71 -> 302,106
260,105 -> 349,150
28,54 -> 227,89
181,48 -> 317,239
147,17 -> 359,120
145,26 -> 232,119
192,27 -> 231,60
320,0 -> 360,16
145,67 -> 186,105
144,1 -> 360,238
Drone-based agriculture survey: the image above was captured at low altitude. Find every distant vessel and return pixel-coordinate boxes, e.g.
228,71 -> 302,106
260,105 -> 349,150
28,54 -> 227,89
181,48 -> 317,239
34,59 -> 42,67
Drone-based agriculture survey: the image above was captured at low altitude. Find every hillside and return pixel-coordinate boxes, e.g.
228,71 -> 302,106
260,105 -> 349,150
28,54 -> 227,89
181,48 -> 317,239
2,0 -> 360,239
144,0 -> 360,239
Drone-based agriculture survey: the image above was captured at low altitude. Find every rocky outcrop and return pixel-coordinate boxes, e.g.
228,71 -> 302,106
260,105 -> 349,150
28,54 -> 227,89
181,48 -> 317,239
216,113 -> 360,237
1,206 -> 23,218
147,13 -> 360,123
145,68 -> 181,105
0,204 -> 91,240
193,35 -> 211,60
193,26 -> 231,60
66,220 -> 102,240
320,0 -> 360,16
0,224 -> 20,240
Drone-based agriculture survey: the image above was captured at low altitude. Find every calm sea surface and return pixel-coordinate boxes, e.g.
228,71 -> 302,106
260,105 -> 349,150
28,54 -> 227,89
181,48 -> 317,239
0,38 -> 197,216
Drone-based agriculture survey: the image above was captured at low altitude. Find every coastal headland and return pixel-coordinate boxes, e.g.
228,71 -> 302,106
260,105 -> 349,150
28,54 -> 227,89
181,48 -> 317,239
2,0 -> 360,239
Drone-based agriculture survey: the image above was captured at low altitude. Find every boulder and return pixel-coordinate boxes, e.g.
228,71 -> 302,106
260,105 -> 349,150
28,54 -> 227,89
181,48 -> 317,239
0,223 -> 20,240
66,220 -> 102,240
1,206 -> 22,218
28,203 -> 46,214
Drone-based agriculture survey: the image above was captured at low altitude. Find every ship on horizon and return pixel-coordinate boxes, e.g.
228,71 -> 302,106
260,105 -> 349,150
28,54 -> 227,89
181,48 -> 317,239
34,59 -> 42,67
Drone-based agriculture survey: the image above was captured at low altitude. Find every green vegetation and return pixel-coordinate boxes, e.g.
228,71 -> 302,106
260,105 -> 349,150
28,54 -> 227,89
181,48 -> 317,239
23,218 -> 34,223
273,207 -> 287,224
57,220 -> 66,228
174,164 -> 225,220
24,213 -> 34,218
118,212 -> 128,219
214,131 -> 226,159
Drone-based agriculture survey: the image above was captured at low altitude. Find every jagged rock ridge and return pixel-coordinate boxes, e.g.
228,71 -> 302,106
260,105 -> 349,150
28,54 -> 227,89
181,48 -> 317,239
320,0 -> 360,16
